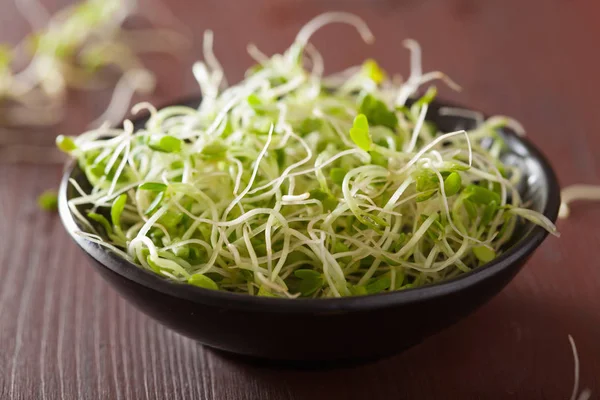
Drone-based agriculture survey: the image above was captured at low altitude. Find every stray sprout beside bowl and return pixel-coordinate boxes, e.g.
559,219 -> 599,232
58,96 -> 560,363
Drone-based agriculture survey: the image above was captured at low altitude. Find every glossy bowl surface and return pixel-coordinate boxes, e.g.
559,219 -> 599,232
58,97 -> 560,364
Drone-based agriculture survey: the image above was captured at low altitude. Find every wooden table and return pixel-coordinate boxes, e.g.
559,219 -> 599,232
1,1 -> 599,398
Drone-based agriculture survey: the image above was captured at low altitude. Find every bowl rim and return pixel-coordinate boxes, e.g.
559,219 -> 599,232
58,96 -> 561,313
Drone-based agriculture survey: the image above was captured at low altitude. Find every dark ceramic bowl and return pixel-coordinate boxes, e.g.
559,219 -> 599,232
58,97 -> 560,365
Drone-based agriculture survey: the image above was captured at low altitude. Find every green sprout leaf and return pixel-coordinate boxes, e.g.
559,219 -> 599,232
257,285 -> 277,297
139,182 -> 167,192
247,94 -> 262,108
369,151 -> 388,167
188,273 -> 219,290
37,190 -> 58,211
349,284 -> 368,296
145,191 -> 165,215
473,246 -> 496,263
88,212 -> 113,235
111,194 -> 127,233
366,275 -> 391,294
149,135 -> 182,153
350,211 -> 388,235
416,189 -> 437,202
56,135 -> 77,153
330,167 -> 347,185
290,269 -> 324,296
420,214 -> 444,240
361,58 -> 387,84
359,94 -> 398,130
463,198 -> 478,220
73,1 -> 107,27
481,201 -> 498,226
294,269 -> 321,280
0,45 -> 13,70
146,255 -> 161,273
393,269 -> 406,289
333,241 -> 350,254
349,113 -> 372,151
443,172 -> 462,196
464,184 -> 501,205
414,86 -> 437,107
297,117 -> 322,135
309,189 -> 337,211
159,210 -> 183,228
415,172 -> 438,192
201,141 -> 228,160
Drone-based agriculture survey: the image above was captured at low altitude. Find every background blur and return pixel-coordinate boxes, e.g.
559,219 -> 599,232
1,1 -> 599,399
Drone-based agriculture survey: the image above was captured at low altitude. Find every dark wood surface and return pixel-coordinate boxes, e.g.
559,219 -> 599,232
1,1 -> 599,399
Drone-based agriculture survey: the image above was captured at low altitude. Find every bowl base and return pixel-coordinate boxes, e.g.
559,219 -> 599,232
207,346 -> 400,370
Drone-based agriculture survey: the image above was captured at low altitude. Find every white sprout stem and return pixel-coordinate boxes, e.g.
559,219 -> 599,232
223,125 -> 273,218
405,103 -> 428,152
559,184 -> 600,219
396,130 -> 471,175
88,69 -> 156,128
294,12 -> 374,49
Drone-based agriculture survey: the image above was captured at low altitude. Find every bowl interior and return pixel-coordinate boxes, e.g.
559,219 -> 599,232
59,97 -> 560,309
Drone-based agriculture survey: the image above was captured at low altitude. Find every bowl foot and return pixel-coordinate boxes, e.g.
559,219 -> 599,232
207,347 -> 399,370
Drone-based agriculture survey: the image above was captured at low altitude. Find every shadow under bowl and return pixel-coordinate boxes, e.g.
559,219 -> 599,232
58,97 -> 560,366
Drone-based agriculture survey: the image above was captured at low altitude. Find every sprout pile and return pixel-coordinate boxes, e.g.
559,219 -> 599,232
0,0 -> 188,127
60,12 -> 559,298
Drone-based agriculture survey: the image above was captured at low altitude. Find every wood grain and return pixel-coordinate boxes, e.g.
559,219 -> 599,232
1,1 -> 599,399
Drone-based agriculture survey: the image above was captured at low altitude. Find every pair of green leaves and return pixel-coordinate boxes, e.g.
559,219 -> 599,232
416,171 -> 462,194
458,185 -> 501,226
350,97 -> 400,155
349,113 -> 372,151
288,269 -> 324,297
414,171 -> 462,202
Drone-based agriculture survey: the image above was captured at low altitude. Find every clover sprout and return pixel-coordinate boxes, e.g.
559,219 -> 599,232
62,12 -> 560,298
